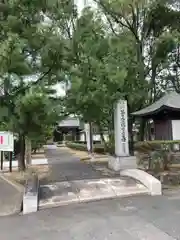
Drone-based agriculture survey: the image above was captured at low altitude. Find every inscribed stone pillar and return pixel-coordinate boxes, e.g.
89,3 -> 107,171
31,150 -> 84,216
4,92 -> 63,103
114,99 -> 129,157
108,99 -> 136,171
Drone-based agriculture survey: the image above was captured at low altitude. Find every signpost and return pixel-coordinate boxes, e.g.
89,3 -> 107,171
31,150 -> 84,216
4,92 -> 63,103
0,132 -> 14,172
0,131 -> 14,152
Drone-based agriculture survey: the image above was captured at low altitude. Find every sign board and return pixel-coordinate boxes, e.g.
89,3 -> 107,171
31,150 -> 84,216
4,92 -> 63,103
114,100 -> 129,156
0,131 -> 14,151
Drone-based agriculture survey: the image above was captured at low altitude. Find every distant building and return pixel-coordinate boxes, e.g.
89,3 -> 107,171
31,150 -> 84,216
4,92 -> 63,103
54,117 -> 83,142
54,117 -> 108,143
132,91 -> 180,141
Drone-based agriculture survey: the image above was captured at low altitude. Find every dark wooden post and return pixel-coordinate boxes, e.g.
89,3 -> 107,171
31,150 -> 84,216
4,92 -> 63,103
89,122 -> 93,154
9,151 -> 12,172
1,151 -> 3,170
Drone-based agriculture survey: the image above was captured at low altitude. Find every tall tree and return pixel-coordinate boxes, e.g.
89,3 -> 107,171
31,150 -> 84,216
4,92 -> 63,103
94,0 -> 180,139
14,87 -> 60,170
0,0 -> 76,169
64,8 -> 147,145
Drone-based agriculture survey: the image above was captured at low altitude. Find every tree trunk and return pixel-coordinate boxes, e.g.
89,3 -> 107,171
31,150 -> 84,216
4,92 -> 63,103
89,122 -> 93,153
147,120 -> 152,141
99,130 -> 107,147
18,134 -> 26,171
25,137 -> 32,166
139,118 -> 146,141
97,122 -> 107,149
128,116 -> 134,155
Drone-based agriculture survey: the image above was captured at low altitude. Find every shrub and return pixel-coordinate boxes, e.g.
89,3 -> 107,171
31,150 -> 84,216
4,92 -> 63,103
66,142 -> 106,154
135,140 -> 179,172
134,140 -> 180,153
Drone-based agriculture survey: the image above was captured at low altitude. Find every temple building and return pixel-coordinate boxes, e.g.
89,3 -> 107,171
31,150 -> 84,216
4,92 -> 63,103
132,92 -> 180,140
53,117 -> 83,142
53,117 -> 108,143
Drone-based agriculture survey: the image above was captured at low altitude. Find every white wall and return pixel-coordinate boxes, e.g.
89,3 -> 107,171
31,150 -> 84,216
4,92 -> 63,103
172,120 -> 180,140
79,133 -> 109,142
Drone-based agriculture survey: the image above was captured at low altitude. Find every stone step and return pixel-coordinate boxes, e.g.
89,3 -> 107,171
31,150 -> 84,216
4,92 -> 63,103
39,178 -> 149,210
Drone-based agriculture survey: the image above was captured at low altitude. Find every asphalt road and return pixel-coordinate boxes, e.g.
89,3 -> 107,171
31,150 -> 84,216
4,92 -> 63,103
1,191 -> 180,239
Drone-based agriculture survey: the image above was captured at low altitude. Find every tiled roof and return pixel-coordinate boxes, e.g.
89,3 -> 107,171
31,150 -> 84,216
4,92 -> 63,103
58,117 -> 83,128
131,91 -> 180,117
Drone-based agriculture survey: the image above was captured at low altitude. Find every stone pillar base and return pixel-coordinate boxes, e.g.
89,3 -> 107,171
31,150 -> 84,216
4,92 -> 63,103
108,156 -> 137,171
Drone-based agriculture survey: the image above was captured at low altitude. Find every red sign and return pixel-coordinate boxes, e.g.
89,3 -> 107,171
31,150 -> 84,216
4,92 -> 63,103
0,136 -> 3,144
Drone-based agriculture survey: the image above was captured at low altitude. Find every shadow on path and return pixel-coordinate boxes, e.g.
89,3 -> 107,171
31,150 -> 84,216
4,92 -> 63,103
42,148 -> 110,184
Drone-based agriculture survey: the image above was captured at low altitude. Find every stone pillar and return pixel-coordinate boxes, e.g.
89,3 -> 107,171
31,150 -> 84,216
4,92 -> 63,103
114,100 -> 129,157
84,123 -> 91,152
108,99 -> 136,171
84,122 -> 93,159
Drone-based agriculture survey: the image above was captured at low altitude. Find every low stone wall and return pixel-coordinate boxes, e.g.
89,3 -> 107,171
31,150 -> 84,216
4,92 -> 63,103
23,174 -> 39,214
120,169 -> 162,196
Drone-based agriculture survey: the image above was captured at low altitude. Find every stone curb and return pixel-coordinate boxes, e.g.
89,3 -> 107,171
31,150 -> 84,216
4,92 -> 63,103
0,175 -> 24,216
39,189 -> 149,211
80,156 -> 109,162
120,169 -> 162,196
23,175 -> 39,215
80,157 -> 91,161
39,179 -> 149,211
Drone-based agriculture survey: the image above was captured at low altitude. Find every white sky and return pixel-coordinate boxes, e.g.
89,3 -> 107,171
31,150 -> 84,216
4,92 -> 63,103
52,82 -> 66,97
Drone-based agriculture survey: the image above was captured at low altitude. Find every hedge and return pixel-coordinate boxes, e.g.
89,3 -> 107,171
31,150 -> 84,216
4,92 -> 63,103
66,140 -> 180,155
66,142 -> 107,154
134,140 -> 180,153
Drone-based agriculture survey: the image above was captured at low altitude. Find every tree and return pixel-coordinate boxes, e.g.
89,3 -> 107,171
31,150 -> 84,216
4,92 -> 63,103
0,0 -> 75,169
64,7 -> 149,146
10,87 -> 60,170
94,0 -> 180,139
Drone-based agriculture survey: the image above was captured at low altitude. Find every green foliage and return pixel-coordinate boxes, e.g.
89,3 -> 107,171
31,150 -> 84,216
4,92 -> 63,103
1,0 -> 180,169
66,142 -> 106,154
64,8 -> 142,130
135,140 -> 179,172
12,88 -> 60,137
134,140 -> 180,153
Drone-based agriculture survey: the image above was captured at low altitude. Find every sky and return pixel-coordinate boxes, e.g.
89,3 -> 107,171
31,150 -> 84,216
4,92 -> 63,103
52,82 -> 67,97
54,0 -> 95,97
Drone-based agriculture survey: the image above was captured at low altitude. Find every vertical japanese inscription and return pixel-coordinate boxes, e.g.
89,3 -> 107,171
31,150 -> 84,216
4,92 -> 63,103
119,101 -> 126,143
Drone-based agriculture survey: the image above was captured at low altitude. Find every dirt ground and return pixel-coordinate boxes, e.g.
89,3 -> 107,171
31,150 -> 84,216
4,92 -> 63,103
65,147 -> 107,161
3,164 -> 50,186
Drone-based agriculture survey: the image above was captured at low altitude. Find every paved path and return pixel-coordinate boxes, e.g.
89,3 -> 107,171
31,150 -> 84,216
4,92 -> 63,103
39,178 -> 148,209
0,176 -> 22,216
40,147 -> 145,208
44,148 -> 113,183
1,193 -> 180,239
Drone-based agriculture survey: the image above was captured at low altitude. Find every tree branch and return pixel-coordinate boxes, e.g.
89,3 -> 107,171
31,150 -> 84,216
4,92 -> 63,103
12,67 -> 52,97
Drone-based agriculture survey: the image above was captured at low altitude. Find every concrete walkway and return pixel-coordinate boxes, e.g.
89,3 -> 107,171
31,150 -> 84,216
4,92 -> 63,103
44,147 -> 111,183
39,147 -> 149,209
0,176 -> 22,216
39,178 -> 148,209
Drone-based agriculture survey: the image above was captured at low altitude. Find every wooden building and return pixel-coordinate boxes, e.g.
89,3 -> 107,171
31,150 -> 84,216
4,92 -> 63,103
53,117 -> 83,142
132,92 -> 180,141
